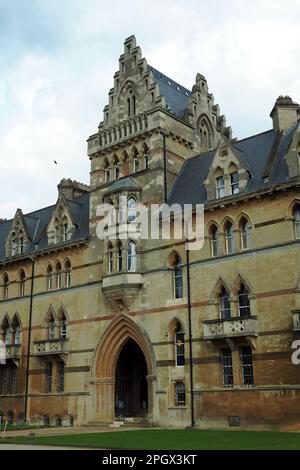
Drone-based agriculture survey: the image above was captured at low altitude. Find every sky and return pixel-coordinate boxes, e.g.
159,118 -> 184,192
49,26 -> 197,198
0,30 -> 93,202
1,0 -> 300,219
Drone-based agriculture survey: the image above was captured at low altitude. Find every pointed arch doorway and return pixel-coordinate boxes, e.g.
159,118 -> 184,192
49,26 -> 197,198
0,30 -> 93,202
115,338 -> 148,417
91,315 -> 155,422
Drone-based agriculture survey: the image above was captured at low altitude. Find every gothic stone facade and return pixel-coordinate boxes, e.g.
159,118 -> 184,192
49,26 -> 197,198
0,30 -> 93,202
1,35 -> 300,430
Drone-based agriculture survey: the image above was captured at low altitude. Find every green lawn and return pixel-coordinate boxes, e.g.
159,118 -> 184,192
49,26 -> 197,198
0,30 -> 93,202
2,429 -> 300,450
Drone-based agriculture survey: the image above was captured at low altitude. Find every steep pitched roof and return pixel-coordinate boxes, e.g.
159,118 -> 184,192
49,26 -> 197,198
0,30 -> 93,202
148,66 -> 192,119
0,193 -> 90,261
168,125 -> 298,206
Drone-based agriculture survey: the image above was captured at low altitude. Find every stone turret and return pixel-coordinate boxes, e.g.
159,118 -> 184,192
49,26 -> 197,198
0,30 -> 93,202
57,179 -> 90,200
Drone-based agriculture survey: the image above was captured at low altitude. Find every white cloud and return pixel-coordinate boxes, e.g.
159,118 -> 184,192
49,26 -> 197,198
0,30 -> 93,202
1,0 -> 300,218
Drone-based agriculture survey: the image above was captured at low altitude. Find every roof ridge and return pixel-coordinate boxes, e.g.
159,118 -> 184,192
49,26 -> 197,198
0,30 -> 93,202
235,128 -> 274,143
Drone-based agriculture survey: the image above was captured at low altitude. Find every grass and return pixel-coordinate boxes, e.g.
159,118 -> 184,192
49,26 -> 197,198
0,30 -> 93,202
2,429 -> 300,450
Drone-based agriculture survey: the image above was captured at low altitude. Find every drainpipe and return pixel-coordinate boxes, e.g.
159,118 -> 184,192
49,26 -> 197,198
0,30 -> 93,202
186,243 -> 195,427
24,257 -> 35,422
163,133 -> 167,202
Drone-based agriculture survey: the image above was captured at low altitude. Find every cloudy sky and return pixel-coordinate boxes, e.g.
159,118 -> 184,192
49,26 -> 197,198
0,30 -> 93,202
1,0 -> 300,219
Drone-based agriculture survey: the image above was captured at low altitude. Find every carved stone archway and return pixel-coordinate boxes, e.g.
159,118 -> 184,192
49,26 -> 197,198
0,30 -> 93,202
90,314 -> 155,422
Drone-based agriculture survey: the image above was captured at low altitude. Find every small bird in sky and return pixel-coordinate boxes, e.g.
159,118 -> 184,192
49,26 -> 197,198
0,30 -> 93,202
54,160 -> 58,165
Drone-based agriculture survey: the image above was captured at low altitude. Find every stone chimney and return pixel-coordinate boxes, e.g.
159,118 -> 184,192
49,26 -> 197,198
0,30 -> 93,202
58,179 -> 90,200
270,96 -> 300,133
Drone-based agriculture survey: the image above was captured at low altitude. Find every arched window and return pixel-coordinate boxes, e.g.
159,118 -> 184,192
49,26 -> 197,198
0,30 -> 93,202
127,241 -> 137,272
58,311 -> 67,339
210,225 -> 219,257
19,270 -> 26,297
144,146 -> 149,169
230,171 -> 240,195
172,254 -> 183,299
1,316 -> 10,345
225,222 -> 234,255
114,159 -> 121,179
240,218 -> 250,250
219,287 -> 231,319
65,260 -> 71,288
47,265 -> 53,292
104,161 -> 111,183
127,97 -> 131,117
174,321 -> 185,366
216,175 -> 225,198
293,204 -> 300,239
133,95 -> 136,115
199,120 -> 210,152
127,196 -> 137,222
3,274 -> 9,300
175,381 -> 186,406
56,262 -> 62,289
238,284 -> 251,317
117,241 -> 123,272
54,219 -> 59,244
12,315 -> 21,346
62,217 -> 68,242
48,313 -> 55,340
107,243 -> 113,274
11,233 -> 18,256
133,150 -> 140,173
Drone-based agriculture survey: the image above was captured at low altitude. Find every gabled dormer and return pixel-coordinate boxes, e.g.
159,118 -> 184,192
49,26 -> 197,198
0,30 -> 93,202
5,209 -> 31,257
204,137 -> 250,201
47,195 -> 76,246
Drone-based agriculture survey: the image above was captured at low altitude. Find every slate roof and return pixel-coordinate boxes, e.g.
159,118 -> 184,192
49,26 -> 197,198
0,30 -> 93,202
0,193 -> 89,262
168,124 -> 298,206
104,176 -> 141,194
148,66 -> 192,119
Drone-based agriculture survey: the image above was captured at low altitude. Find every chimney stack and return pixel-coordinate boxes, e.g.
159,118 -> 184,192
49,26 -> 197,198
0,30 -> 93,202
270,96 -> 300,133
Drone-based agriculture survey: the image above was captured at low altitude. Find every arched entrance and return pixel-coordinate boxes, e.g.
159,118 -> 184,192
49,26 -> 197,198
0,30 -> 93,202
115,339 -> 148,417
91,315 -> 155,423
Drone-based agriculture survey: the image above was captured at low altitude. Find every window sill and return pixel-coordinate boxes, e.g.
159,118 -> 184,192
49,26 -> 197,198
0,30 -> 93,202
168,406 -> 188,410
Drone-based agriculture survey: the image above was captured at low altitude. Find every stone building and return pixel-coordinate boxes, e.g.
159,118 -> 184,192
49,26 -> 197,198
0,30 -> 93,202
0,35 -> 300,430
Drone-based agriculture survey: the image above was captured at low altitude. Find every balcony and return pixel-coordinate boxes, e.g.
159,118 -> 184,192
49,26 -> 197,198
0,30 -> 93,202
292,310 -> 300,331
33,338 -> 69,360
203,316 -> 258,347
102,272 -> 144,311
4,344 -> 22,365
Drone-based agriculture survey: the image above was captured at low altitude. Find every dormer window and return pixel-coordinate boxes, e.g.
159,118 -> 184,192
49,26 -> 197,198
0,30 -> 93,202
230,172 -> 240,195
11,230 -> 24,256
216,176 -> 225,198
63,219 -> 68,242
